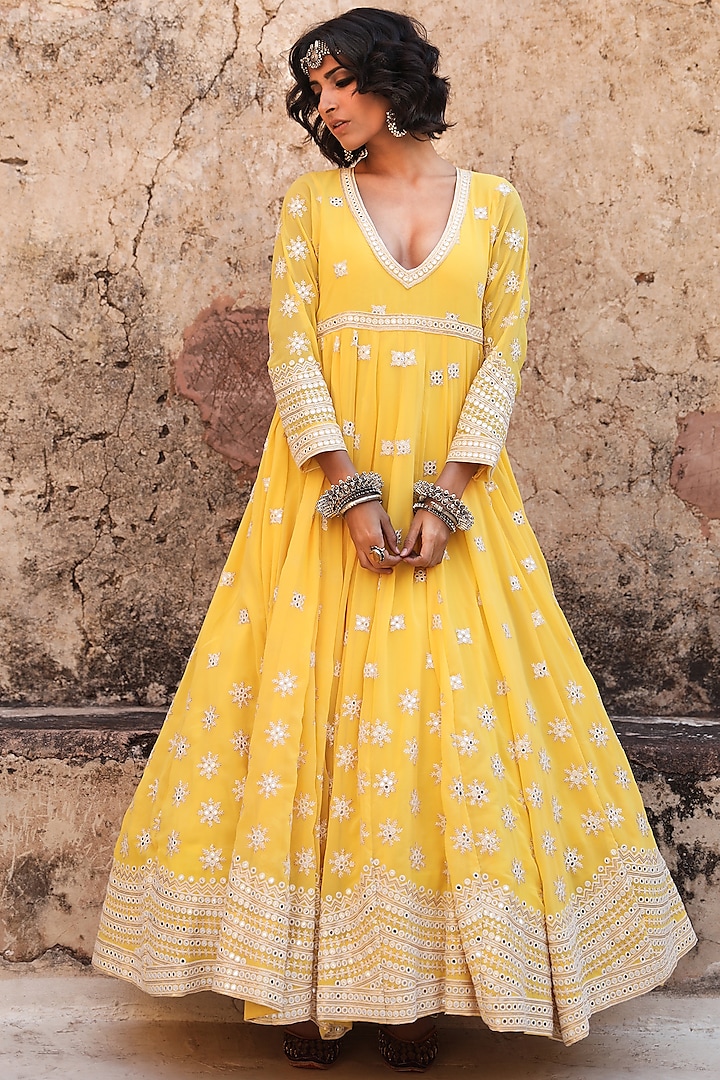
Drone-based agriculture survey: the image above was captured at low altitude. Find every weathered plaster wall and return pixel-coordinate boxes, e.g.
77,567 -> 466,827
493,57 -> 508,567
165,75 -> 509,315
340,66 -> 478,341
1,0 -> 718,713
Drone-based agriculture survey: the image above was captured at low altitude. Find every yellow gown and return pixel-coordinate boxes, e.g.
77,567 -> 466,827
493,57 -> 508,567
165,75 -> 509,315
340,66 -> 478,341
93,167 -> 695,1045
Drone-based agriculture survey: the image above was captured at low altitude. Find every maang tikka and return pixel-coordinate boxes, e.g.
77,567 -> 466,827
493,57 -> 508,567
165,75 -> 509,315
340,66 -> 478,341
300,39 -> 331,75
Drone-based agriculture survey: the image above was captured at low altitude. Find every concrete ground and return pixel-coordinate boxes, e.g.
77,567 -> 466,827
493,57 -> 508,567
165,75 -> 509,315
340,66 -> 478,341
1,955 -> 719,1079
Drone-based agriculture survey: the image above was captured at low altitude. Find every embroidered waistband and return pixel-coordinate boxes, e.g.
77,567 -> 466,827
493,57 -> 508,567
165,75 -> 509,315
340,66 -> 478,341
316,311 -> 483,345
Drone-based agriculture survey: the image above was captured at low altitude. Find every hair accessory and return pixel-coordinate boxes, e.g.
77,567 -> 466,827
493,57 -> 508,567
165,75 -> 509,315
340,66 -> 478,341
300,39 -> 332,75
316,472 -> 384,521
413,481 -> 474,531
386,109 -> 407,138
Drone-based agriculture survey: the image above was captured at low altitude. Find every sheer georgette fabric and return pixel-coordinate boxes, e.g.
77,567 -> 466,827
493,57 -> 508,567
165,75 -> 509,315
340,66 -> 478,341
93,168 -> 695,1045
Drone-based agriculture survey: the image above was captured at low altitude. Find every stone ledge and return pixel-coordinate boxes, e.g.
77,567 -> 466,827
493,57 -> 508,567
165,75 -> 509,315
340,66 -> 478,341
1,706 -> 719,773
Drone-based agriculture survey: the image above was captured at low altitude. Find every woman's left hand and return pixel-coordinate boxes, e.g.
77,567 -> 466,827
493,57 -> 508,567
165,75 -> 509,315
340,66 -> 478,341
400,510 -> 452,568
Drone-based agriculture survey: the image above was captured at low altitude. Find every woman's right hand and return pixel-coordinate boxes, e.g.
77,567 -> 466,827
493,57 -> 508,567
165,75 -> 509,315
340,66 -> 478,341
343,501 -> 402,574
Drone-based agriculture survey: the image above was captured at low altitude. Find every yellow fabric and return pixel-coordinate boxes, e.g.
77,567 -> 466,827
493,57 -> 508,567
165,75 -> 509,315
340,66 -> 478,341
93,168 -> 695,1045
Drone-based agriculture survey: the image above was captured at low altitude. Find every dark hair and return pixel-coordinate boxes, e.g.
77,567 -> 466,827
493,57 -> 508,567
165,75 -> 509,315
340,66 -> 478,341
286,7 -> 450,167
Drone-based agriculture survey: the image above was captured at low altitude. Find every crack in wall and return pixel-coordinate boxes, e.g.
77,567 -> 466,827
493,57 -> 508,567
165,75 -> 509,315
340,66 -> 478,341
131,1 -> 242,270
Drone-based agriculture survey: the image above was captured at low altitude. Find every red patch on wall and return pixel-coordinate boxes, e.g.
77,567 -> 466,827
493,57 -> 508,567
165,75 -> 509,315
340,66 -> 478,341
174,297 -> 275,478
670,411 -> 720,525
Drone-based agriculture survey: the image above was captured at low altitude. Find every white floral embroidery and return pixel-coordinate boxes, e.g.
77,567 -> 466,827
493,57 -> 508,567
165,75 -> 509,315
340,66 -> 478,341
511,338 -> 522,363
496,181 -> 512,196
409,844 -> 425,870
329,196 -> 344,207
501,805 -> 518,830
391,349 -> 416,367
512,510 -> 525,525
279,293 -> 299,318
220,571 -> 235,586
287,331 -> 310,356
287,237 -> 308,261
589,723 -> 610,747
532,661 -> 549,679
169,733 -> 190,759
565,764 -> 589,789
447,363 -> 460,379
293,793 -> 315,819
427,711 -> 442,735
549,717 -> 572,742
552,795 -> 563,823
295,847 -> 315,875
355,615 -> 371,631
390,614 -> 406,631
566,680 -> 585,705
329,849 -> 354,877
274,257 -> 287,278
197,797 -> 223,827
199,844 -> 224,872
331,795 -> 354,821
341,695 -> 362,719
510,575 -> 522,592
490,753 -> 505,779
232,778 -> 245,802
531,609 -> 545,627
474,205 -> 488,218
364,662 -> 378,679
166,829 -> 181,855
431,614 -> 442,629
197,752 -> 220,779
357,344 -> 371,359
399,688 -> 420,715
238,608 -> 250,624
231,730 -> 250,755
564,846 -> 584,873
452,826 -> 474,852
496,679 -> 510,695
334,261 -> 348,277
477,828 -> 500,854
269,508 -> 283,524
449,674 -> 464,691
615,766 -> 631,789
295,279 -> 315,303
247,825 -> 269,852
487,261 -> 499,282
581,810 -> 605,835
266,720 -> 290,747
477,705 -> 496,730
272,670 -> 298,697
378,819 -> 402,845
605,802 -> 625,827
405,738 -> 419,765
172,781 -> 189,806
371,304 -> 387,315
467,780 -> 490,806
429,369 -> 444,385
451,730 -> 479,756
637,813 -> 651,836
396,439 -> 411,455
288,195 -> 307,217
374,770 -> 397,797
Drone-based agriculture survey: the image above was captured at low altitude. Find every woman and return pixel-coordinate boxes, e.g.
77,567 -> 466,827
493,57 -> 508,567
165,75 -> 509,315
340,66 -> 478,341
93,8 -> 696,1072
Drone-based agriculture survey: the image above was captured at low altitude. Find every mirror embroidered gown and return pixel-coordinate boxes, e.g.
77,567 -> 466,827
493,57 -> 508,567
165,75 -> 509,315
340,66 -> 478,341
93,168 -> 696,1045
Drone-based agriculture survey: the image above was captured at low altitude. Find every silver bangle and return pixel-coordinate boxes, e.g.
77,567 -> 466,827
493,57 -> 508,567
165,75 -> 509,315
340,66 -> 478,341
316,471 -> 384,521
412,481 -> 474,531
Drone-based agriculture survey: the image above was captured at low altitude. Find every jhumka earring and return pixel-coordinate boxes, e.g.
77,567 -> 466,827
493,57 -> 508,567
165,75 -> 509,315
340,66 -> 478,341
386,110 -> 407,138
300,39 -> 331,75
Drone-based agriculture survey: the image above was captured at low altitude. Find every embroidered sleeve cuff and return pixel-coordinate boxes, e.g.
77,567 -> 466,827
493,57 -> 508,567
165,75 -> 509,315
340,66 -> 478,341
269,354 -> 345,469
446,352 -> 517,470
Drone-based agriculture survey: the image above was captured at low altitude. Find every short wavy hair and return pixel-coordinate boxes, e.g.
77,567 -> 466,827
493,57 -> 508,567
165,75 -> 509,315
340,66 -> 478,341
286,7 -> 450,167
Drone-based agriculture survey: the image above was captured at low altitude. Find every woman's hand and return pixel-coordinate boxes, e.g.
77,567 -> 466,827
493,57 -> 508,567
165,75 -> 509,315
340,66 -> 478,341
343,501 -> 402,574
400,509 -> 452,568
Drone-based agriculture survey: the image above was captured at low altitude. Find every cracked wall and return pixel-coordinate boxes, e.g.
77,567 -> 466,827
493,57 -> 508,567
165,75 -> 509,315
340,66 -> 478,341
1,0 -> 719,712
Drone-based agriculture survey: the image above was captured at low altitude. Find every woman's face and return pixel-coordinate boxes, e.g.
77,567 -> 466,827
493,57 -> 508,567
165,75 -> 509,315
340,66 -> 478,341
307,54 -> 389,152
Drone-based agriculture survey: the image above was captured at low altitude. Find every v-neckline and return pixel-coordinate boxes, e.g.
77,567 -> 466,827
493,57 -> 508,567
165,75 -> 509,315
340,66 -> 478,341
341,167 -> 470,290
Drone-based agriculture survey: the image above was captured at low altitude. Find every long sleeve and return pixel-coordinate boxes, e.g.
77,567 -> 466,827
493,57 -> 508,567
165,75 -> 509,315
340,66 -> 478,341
267,177 -> 345,470
446,181 -> 530,469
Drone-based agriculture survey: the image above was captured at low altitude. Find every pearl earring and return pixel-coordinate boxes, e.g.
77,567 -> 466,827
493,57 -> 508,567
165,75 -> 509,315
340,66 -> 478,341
386,110 -> 406,138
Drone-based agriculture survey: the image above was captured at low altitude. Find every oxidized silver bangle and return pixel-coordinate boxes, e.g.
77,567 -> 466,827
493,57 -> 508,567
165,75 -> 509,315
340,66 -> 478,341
413,500 -> 457,533
316,471 -> 384,521
340,494 -> 382,515
412,481 -> 474,531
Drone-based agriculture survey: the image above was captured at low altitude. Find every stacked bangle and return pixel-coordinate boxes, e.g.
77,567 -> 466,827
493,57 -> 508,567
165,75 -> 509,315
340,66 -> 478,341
412,481 -> 474,532
316,472 -> 384,520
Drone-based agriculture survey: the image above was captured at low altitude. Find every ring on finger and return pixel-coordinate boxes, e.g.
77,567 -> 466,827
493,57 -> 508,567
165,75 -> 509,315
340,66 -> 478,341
369,545 -> 386,562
